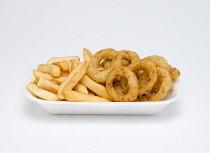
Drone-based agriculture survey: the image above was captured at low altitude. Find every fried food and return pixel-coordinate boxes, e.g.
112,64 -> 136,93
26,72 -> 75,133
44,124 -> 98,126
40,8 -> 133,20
52,60 -> 69,71
61,71 -> 69,77
106,66 -> 138,102
144,55 -> 180,81
47,56 -> 80,64
128,59 -> 158,96
33,70 -> 66,85
73,82 -> 89,94
65,61 -> 72,74
65,90 -> 112,102
101,59 -> 112,70
37,64 -> 61,77
168,66 -> 180,81
80,74 -> 112,100
87,48 -> 122,83
119,50 -> 140,66
88,90 -> 95,96
83,48 -> 93,62
58,62 -> 88,99
71,60 -> 78,70
37,78 -> 59,94
138,67 -> 171,101
26,83 -> 60,101
51,77 -> 67,85
27,48 -> 180,102
114,82 -> 126,95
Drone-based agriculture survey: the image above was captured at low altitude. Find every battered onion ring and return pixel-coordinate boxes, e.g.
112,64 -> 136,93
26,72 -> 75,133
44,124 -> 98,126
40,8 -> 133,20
106,66 -> 138,102
101,59 -> 112,70
114,82 -> 126,95
144,55 -> 180,81
168,66 -> 180,81
128,59 -> 158,95
151,81 -> 174,93
122,60 -> 131,66
87,48 -> 122,83
139,67 -> 171,101
119,50 -> 140,66
101,59 -> 131,70
119,76 -> 129,94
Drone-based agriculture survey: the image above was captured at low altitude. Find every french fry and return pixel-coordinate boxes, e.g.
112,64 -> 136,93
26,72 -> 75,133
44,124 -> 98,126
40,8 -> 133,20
50,79 -> 59,84
51,77 -> 66,85
71,60 -> 78,70
61,71 -> 69,77
65,90 -> 112,102
47,56 -> 80,64
26,83 -> 60,101
33,78 -> 39,85
58,62 -> 88,99
66,61 -> 72,74
33,70 -> 52,80
80,75 -> 112,100
73,82 -> 88,94
37,78 -> 59,94
83,48 -> 93,62
37,64 -> 61,77
33,70 -> 66,85
88,90 -> 95,96
52,61 -> 69,71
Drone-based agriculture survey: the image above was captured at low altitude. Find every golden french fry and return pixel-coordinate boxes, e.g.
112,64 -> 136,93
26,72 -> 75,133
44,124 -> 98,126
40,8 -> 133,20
66,61 -> 72,74
52,61 -> 69,71
73,82 -> 88,94
33,78 -> 39,85
83,48 -> 93,62
50,79 -> 59,84
61,71 -> 69,77
51,77 -> 66,85
47,56 -> 80,64
37,64 -> 61,77
26,83 -> 60,101
80,75 -> 112,100
58,62 -> 88,99
37,78 -> 59,94
33,70 -> 66,85
88,90 -> 95,96
33,70 -> 53,80
71,60 -> 78,70
65,90 -> 112,102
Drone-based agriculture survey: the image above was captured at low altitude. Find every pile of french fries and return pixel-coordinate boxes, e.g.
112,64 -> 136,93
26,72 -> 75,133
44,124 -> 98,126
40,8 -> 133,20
26,49 -> 112,102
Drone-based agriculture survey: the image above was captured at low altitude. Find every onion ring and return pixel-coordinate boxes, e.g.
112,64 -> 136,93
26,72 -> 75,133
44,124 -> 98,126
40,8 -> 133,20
139,67 -> 171,101
114,82 -> 126,95
128,59 -> 158,95
101,60 -> 131,70
106,66 -> 138,102
144,55 -> 180,81
101,59 -> 112,70
87,48 -> 122,83
119,50 -> 140,66
168,66 -> 180,81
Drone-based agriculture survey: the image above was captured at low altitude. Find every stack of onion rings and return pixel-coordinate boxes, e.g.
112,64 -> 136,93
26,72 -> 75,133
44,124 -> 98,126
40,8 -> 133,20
87,49 -> 180,102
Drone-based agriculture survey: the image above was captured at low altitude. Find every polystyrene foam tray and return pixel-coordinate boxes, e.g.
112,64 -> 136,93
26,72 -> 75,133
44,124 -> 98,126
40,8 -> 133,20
24,79 -> 181,115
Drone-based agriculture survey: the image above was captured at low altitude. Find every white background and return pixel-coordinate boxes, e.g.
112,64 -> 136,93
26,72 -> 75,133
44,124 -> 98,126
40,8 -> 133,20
0,0 -> 210,153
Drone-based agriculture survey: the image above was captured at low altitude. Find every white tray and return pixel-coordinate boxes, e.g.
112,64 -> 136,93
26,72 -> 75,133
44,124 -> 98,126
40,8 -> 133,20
24,80 -> 181,115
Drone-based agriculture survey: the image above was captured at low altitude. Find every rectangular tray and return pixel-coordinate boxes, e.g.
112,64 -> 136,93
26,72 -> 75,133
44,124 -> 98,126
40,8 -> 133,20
24,80 -> 181,115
